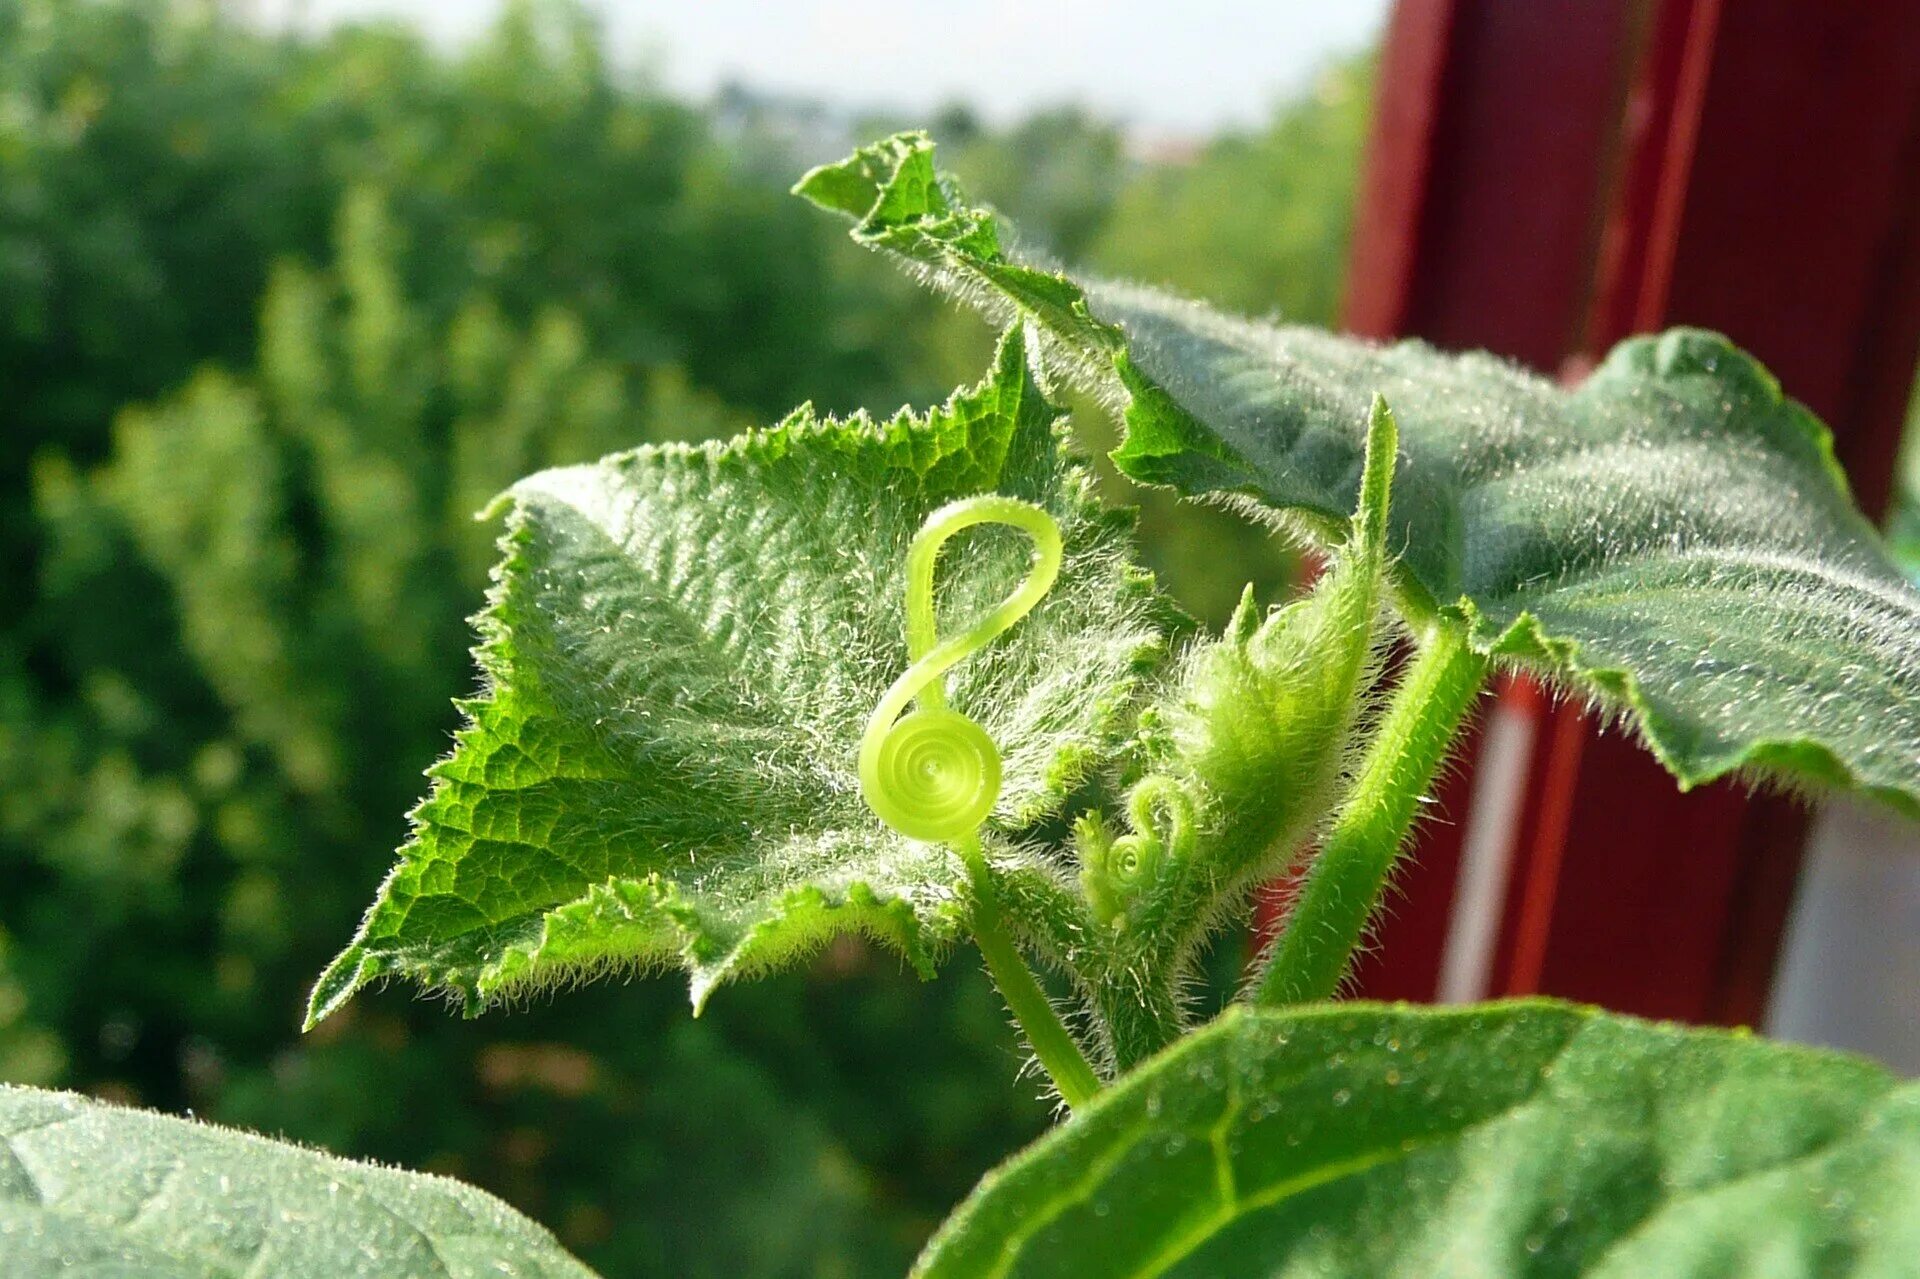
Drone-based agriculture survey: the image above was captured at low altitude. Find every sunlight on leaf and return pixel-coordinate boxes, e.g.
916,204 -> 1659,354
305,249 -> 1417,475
309,330 -> 1170,1026
804,132 -> 1920,816
0,1084 -> 598,1277
918,1001 -> 1920,1278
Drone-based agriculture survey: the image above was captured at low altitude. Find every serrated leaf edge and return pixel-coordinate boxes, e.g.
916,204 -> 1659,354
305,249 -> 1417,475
309,330 -> 1175,1027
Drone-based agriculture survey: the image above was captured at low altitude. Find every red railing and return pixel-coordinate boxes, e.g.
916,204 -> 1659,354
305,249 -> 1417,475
1326,0 -> 1920,1023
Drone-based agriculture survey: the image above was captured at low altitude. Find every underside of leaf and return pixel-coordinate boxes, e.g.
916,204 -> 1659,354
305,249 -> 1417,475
308,330 -> 1171,1027
801,132 -> 1920,815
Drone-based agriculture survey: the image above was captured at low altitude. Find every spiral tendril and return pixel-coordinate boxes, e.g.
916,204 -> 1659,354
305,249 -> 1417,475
1079,775 -> 1196,927
859,496 -> 1063,844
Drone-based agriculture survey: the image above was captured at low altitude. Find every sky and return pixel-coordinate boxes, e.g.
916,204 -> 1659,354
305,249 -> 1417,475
255,0 -> 1391,134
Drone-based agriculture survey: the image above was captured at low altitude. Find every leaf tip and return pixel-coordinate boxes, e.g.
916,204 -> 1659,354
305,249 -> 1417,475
687,970 -> 721,1018
1352,394 -> 1398,555
1226,583 -> 1260,643
476,489 -> 515,523
792,130 -> 937,221
790,159 -> 871,218
303,946 -> 376,1032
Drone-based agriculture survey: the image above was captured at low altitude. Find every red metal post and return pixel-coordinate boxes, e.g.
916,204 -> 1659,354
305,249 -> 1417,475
1330,0 -> 1920,1019
1487,0 -> 1920,1025
1332,0 -> 1646,1000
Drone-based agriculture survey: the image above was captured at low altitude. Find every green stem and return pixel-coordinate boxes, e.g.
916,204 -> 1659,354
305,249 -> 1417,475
959,834 -> 1102,1110
1252,623 -> 1489,1006
1092,971 -> 1184,1074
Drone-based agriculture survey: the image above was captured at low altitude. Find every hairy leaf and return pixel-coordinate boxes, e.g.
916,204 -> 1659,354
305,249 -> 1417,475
918,1001 -> 1920,1278
0,1084 -> 596,1277
802,133 -> 1920,813
309,331 -> 1168,1025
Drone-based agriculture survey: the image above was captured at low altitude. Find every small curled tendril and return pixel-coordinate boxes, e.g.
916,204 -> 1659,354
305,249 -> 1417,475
859,496 -> 1062,844
1079,775 -> 1196,927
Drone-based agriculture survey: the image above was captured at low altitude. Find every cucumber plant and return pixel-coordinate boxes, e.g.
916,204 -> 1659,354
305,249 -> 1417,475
5,133 -> 1918,1277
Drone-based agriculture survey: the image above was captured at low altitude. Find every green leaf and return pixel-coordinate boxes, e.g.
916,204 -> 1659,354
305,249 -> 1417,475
309,330 -> 1169,1026
0,1083 -> 597,1277
917,1001 -> 1920,1278
802,133 -> 1920,814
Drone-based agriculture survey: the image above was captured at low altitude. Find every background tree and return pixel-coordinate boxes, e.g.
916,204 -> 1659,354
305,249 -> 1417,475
0,1 -> 1386,1271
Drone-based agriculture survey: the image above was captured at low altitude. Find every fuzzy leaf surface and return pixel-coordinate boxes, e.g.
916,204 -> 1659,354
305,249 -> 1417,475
0,1084 -> 597,1277
802,133 -> 1920,812
309,332 -> 1166,1024
917,1001 -> 1920,1278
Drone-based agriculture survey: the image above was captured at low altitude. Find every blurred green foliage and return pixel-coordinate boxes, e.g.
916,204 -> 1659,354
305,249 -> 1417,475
0,1 -> 1371,1272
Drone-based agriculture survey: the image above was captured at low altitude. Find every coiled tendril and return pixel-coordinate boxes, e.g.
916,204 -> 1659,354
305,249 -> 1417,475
1079,775 -> 1196,927
859,496 -> 1062,843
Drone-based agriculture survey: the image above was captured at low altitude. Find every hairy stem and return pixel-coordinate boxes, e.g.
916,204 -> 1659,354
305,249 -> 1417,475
1092,970 -> 1185,1073
959,834 -> 1102,1109
1251,623 -> 1489,1006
